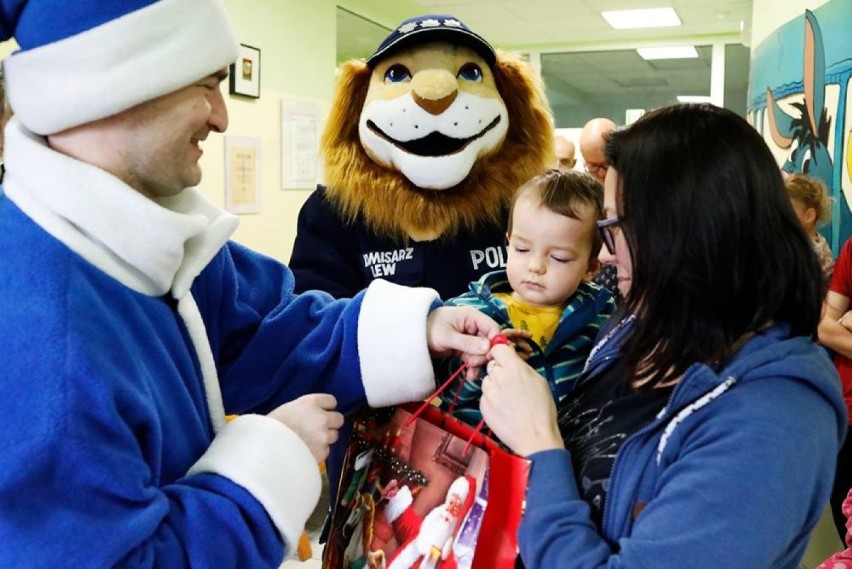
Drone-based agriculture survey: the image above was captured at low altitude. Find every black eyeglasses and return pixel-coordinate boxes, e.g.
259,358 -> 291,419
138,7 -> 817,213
596,217 -> 621,255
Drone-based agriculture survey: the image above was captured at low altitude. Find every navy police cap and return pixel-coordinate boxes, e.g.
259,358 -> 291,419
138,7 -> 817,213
367,14 -> 496,67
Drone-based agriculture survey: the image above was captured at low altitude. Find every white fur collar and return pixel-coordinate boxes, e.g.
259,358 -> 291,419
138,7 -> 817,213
3,119 -> 239,299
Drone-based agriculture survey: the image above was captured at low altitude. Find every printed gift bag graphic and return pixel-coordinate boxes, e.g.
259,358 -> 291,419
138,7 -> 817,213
325,405 -> 490,569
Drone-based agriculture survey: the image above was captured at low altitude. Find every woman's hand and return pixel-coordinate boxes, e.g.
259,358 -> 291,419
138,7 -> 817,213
480,344 -> 564,456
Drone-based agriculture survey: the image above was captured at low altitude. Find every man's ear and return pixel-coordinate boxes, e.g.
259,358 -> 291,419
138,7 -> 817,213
585,256 -> 601,280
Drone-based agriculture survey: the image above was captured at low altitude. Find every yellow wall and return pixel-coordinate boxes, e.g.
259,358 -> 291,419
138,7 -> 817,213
198,0 -> 337,264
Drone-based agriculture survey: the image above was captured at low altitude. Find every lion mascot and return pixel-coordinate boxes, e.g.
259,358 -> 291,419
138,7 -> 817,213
290,16 -> 553,543
290,14 -> 553,300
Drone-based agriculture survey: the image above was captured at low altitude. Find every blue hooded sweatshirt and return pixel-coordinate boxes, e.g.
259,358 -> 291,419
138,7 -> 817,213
518,321 -> 847,568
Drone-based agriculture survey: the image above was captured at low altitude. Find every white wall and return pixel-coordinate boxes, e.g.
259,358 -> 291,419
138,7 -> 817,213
751,0 -> 829,47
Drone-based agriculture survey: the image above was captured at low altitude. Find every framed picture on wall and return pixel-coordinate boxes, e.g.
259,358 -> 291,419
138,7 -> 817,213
224,136 -> 261,214
229,43 -> 261,98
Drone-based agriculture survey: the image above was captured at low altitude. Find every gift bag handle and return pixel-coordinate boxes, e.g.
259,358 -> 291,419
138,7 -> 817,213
463,333 -> 511,451
405,333 -> 510,451
404,361 -> 468,427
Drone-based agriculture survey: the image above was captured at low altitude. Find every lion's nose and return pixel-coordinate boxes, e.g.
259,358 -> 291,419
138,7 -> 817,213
411,69 -> 458,115
412,91 -> 457,115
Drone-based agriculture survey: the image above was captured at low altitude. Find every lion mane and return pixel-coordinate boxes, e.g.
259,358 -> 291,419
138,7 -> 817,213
321,50 -> 554,241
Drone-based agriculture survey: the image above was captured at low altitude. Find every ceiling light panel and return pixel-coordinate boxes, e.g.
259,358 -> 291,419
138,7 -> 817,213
636,46 -> 699,60
602,7 -> 682,30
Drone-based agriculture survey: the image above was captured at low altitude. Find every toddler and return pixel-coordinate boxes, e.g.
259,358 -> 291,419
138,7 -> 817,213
440,169 -> 616,426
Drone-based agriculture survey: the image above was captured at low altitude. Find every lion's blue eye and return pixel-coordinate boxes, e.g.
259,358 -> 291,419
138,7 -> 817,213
457,63 -> 483,82
385,64 -> 412,83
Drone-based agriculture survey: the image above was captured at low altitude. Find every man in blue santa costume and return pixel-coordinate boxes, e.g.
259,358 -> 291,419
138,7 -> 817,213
0,1 -> 501,566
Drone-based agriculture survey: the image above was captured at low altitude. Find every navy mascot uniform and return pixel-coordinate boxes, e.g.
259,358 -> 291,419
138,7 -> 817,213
289,15 -> 553,537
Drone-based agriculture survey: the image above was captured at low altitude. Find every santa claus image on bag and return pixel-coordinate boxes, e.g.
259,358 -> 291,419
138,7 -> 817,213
381,475 -> 477,569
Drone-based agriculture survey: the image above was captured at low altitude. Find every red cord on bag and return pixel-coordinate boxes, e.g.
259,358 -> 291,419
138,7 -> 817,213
408,333 -> 509,443
404,362 -> 468,427
490,333 -> 510,347
461,334 -> 509,453
463,418 -> 487,454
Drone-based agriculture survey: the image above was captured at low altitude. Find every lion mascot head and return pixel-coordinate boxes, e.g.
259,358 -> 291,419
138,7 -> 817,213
322,15 -> 553,242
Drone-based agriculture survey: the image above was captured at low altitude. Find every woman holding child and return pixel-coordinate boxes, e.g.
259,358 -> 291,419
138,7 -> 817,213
480,104 -> 846,568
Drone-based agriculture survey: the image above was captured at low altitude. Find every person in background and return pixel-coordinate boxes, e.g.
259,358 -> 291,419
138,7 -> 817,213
579,117 -> 616,183
0,1 -> 501,566
816,487 -> 852,568
784,172 -> 834,283
579,117 -> 620,301
553,135 -> 576,171
479,104 -> 845,569
440,169 -> 615,426
818,236 -> 852,541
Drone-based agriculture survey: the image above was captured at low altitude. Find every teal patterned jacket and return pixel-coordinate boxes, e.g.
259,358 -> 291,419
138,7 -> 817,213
438,270 -> 617,427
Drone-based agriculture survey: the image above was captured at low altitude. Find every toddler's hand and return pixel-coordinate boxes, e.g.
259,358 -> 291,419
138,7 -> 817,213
501,328 -> 534,360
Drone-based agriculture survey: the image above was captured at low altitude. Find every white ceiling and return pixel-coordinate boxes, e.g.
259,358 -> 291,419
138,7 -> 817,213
337,0 -> 754,126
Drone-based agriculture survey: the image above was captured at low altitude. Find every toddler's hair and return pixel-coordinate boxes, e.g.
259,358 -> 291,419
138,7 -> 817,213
784,173 -> 832,226
507,169 -> 605,255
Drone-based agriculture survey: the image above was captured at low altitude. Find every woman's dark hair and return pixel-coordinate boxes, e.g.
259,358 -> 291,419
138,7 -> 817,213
604,104 -> 824,387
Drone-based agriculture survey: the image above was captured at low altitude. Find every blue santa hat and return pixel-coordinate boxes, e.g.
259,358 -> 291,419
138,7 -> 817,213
0,0 -> 239,135
367,14 -> 495,68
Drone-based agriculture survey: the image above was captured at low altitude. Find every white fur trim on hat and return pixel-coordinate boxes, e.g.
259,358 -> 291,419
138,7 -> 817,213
187,414 -> 321,555
4,0 -> 239,135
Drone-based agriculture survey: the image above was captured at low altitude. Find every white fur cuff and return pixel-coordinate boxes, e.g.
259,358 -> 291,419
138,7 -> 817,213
357,279 -> 439,407
187,414 -> 321,554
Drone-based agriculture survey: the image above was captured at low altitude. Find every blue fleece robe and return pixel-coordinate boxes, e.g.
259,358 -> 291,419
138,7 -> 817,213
518,319 -> 847,568
0,120 -> 441,568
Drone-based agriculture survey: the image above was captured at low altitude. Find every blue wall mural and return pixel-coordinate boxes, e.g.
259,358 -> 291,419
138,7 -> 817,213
748,0 -> 852,251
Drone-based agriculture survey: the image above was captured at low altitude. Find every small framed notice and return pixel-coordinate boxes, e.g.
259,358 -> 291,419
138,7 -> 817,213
281,98 -> 321,189
224,136 -> 261,214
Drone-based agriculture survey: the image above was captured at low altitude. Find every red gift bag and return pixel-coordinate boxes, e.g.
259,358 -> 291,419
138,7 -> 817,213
323,399 -> 530,569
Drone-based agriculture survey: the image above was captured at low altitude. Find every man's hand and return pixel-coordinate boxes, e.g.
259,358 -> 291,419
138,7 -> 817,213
267,394 -> 344,462
840,310 -> 852,332
426,306 -> 501,379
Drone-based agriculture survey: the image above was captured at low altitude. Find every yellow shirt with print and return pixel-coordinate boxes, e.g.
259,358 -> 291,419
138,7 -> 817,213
493,292 -> 565,350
